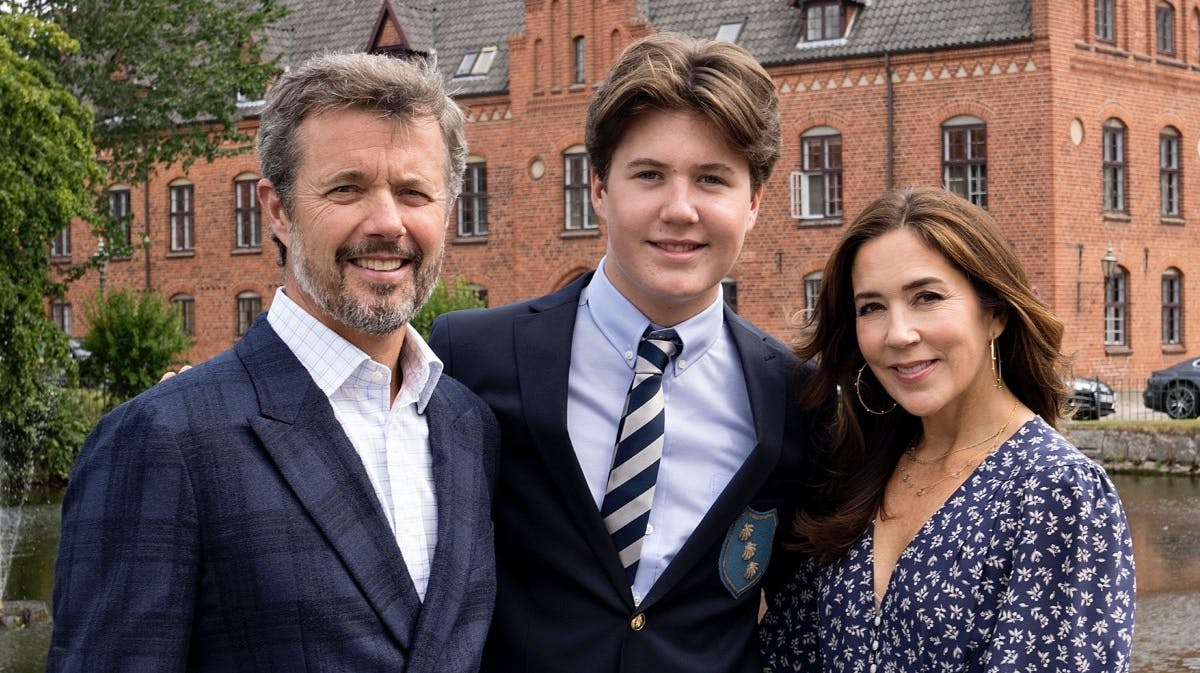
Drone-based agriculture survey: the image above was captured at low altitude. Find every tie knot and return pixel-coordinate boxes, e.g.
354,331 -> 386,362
637,327 -> 682,374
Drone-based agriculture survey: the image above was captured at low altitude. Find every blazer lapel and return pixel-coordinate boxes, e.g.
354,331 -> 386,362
406,384 -> 483,668
644,310 -> 790,604
236,319 -> 421,652
513,275 -> 634,601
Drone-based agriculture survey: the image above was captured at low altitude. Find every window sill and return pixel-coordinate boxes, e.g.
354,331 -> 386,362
1161,217 -> 1186,227
166,250 -> 196,259
1102,212 -> 1131,223
568,83 -> 587,93
452,235 -> 488,245
795,217 -> 844,228
1163,343 -> 1187,354
560,228 -> 600,240
50,256 -> 72,264
232,246 -> 262,255
1104,345 -> 1133,356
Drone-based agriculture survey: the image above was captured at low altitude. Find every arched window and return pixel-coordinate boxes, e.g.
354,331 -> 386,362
458,158 -> 488,237
171,293 -> 196,337
169,178 -> 195,252
1162,268 -> 1183,345
1102,119 -> 1127,213
803,271 -> 823,322
942,115 -> 987,208
107,185 -> 133,251
234,172 -> 261,249
1104,266 -> 1128,346
572,36 -> 586,84
1157,2 -> 1176,54
1160,127 -> 1181,217
563,145 -> 596,231
792,126 -> 843,220
236,291 -> 262,336
1095,0 -> 1115,42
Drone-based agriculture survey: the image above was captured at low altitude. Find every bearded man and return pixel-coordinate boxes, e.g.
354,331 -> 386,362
47,52 -> 500,673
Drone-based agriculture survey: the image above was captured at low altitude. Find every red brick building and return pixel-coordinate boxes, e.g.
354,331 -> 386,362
53,0 -> 1200,391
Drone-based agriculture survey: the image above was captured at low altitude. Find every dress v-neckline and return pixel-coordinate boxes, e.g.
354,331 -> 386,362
867,419 -> 1029,609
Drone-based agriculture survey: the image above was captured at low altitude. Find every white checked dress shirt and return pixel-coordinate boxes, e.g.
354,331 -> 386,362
268,287 -> 441,600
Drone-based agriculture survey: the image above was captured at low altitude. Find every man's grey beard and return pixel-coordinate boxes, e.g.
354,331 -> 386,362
290,227 -> 442,336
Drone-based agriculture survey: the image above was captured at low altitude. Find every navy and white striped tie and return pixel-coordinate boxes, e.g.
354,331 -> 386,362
600,326 -> 682,585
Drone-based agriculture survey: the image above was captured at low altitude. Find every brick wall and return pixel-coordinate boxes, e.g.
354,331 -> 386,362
58,0 -> 1200,387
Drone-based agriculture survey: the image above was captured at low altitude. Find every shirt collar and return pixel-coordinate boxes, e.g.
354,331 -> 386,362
583,257 -> 725,373
267,287 -> 443,412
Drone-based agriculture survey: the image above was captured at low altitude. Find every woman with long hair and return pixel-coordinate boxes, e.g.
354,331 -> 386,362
761,187 -> 1135,672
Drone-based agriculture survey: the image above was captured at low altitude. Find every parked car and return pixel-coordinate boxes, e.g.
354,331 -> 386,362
1143,356 -> 1200,419
1067,376 -> 1116,420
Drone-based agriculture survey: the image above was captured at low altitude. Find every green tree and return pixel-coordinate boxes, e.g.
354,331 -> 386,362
81,288 -> 192,409
410,279 -> 488,339
34,0 -> 287,259
0,12 -> 106,496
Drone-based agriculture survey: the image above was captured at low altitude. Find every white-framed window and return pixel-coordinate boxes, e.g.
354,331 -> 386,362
234,174 -> 261,248
169,179 -> 194,252
721,276 -> 738,313
455,46 -> 498,77
108,186 -> 132,250
172,293 -> 196,338
51,300 -> 71,334
50,226 -> 70,259
1162,268 -> 1183,345
1104,267 -> 1128,346
1096,0 -> 1115,42
1103,119 -> 1127,213
803,271 -> 823,321
791,127 -> 842,220
943,116 -> 987,209
458,160 -> 488,237
236,291 -> 261,336
1160,127 -> 1181,217
1157,2 -> 1176,54
563,147 -> 596,231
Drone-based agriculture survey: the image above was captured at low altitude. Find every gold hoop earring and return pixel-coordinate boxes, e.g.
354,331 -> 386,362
990,339 -> 1003,389
854,363 -> 897,415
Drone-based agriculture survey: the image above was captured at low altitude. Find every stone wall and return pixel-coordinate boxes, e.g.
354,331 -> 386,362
1067,427 -> 1200,473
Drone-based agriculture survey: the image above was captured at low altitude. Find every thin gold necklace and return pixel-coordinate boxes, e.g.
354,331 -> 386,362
903,402 -> 1015,466
896,400 -> 1019,497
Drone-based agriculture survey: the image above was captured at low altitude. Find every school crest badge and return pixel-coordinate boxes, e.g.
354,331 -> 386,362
718,506 -> 777,598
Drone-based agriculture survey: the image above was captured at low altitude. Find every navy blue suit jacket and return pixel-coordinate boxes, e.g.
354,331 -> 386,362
48,317 -> 499,673
429,273 -> 820,673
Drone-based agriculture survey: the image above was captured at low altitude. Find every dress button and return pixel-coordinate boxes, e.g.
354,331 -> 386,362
870,664 -> 877,673
630,613 -> 646,631
625,350 -> 634,360
871,639 -> 879,651
645,523 -> 654,535
370,370 -> 383,382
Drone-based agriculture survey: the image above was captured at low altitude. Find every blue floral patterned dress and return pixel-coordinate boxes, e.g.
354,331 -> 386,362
760,416 -> 1136,673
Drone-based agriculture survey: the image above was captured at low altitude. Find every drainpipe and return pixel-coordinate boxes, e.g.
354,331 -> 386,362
885,51 -> 894,189
143,176 -> 151,289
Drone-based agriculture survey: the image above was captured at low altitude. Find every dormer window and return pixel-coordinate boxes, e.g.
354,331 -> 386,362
455,46 -> 497,77
799,0 -> 845,42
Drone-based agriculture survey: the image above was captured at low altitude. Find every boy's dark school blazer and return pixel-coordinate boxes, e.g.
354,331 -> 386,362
430,272 -> 818,673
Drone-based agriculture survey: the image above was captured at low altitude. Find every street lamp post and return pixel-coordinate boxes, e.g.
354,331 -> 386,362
1075,245 -> 1120,313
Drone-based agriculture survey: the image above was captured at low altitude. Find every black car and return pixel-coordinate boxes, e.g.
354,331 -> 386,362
1067,376 -> 1116,420
1143,356 -> 1200,419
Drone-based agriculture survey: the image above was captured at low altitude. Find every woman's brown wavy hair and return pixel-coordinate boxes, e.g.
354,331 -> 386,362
792,187 -> 1070,565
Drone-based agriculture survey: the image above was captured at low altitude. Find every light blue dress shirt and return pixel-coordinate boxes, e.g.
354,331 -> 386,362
566,259 -> 757,606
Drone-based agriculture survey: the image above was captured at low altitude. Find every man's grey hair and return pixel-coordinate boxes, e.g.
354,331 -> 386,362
257,52 -> 467,211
